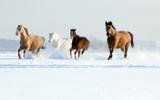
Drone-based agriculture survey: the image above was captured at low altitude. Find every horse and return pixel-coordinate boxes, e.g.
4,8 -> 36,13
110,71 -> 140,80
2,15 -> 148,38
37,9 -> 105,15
70,29 -> 90,59
48,32 -> 72,51
16,25 -> 45,59
105,21 -> 134,60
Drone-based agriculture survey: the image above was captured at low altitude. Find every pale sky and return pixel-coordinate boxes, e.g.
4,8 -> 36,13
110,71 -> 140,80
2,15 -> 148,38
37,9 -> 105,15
0,0 -> 160,41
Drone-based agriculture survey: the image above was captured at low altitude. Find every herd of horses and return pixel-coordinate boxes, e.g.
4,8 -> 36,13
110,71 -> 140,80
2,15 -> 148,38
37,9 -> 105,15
16,21 -> 134,60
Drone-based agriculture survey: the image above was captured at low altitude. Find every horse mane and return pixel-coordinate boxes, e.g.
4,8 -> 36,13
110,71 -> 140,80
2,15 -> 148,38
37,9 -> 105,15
72,35 -> 80,47
23,27 -> 30,36
111,24 -> 116,30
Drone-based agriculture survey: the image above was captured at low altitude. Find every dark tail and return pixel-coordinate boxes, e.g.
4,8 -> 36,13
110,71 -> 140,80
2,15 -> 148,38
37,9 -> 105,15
128,32 -> 134,48
81,39 -> 90,54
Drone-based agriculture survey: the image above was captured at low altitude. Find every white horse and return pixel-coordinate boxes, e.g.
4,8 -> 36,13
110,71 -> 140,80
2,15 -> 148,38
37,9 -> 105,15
48,33 -> 72,51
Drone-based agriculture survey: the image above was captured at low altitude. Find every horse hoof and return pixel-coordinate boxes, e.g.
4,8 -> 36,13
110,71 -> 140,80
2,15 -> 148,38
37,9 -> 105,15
108,57 -> 111,60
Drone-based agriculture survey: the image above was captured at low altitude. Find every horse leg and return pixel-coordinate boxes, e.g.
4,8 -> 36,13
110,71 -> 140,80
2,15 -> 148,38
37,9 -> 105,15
18,46 -> 25,59
70,48 -> 73,58
32,50 -> 36,56
78,50 -> 81,58
124,44 -> 129,58
108,48 -> 113,60
121,48 -> 124,52
81,48 -> 85,54
36,48 -> 40,55
23,50 -> 26,58
18,48 -> 21,59
74,49 -> 78,59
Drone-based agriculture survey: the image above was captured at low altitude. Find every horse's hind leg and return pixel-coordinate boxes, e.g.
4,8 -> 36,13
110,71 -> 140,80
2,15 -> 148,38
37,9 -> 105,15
36,48 -> 40,55
32,50 -> 36,56
121,48 -> 124,52
81,48 -> 85,54
124,44 -> 129,58
78,50 -> 81,58
23,50 -> 26,58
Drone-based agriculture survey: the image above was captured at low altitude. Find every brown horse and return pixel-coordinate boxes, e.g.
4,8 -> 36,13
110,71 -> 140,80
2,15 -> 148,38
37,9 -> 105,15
105,21 -> 134,60
16,25 -> 45,59
70,29 -> 90,59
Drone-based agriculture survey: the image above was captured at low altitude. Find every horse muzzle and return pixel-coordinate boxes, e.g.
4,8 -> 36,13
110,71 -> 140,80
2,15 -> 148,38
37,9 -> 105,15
106,33 -> 109,36
15,32 -> 19,36
15,30 -> 21,36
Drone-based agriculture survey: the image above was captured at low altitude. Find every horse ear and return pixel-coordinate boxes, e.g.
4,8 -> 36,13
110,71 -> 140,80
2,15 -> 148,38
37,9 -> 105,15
108,21 -> 112,25
18,25 -> 23,28
105,21 -> 108,26
70,29 -> 76,32
110,21 -> 113,25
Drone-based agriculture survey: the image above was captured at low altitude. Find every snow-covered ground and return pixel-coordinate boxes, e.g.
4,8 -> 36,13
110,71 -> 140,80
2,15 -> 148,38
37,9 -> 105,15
1,68 -> 160,100
0,40 -> 160,100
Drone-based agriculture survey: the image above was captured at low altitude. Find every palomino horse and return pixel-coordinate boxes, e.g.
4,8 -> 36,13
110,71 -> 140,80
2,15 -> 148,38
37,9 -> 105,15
16,25 -> 45,59
48,32 -> 72,51
105,21 -> 134,60
70,29 -> 90,59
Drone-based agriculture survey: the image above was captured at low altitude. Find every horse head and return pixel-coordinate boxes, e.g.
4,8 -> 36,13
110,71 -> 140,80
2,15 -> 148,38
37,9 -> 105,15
105,21 -> 117,37
70,29 -> 77,39
48,32 -> 61,43
16,25 -> 23,36
16,25 -> 29,36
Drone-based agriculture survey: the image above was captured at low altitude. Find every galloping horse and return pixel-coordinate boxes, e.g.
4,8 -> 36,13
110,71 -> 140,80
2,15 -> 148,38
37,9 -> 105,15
48,32 -> 72,51
105,21 -> 134,60
16,25 -> 45,59
70,29 -> 90,59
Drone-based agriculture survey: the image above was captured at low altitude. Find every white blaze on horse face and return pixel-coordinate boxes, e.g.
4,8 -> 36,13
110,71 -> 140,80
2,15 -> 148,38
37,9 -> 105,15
16,27 -> 21,36
106,26 -> 114,37
70,32 -> 74,39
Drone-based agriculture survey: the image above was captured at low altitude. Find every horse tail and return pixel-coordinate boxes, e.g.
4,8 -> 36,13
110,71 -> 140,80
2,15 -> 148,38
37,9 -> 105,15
41,46 -> 45,49
41,36 -> 45,49
128,32 -> 134,48
41,36 -> 45,42
81,38 -> 90,54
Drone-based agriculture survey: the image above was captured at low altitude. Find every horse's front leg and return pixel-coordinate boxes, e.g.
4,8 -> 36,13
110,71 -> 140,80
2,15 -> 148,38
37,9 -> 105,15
70,48 -> 73,58
74,49 -> 78,60
108,48 -> 113,60
18,48 -> 21,59
108,39 -> 118,60
78,49 -> 81,58
18,46 -> 24,59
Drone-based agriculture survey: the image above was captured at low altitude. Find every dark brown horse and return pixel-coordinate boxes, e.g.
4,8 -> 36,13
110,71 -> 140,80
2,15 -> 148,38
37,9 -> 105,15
105,21 -> 134,60
70,29 -> 90,59
16,25 -> 45,59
